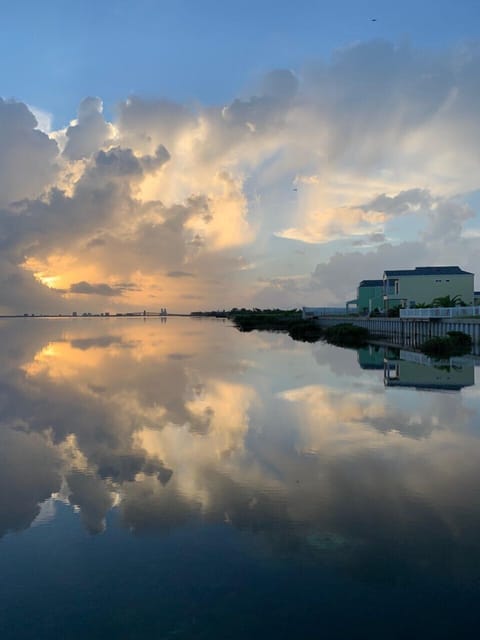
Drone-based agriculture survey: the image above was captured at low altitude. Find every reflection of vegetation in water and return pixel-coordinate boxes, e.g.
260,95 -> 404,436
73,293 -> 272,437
324,323 -> 369,347
232,311 -> 371,347
232,310 -> 324,342
232,309 -> 301,331
421,331 -> 472,358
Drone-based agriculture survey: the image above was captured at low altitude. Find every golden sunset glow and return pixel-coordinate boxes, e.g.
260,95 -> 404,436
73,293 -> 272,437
2,43 -> 478,316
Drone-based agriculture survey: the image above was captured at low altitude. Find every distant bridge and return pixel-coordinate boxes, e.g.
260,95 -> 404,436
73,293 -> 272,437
122,309 -> 168,317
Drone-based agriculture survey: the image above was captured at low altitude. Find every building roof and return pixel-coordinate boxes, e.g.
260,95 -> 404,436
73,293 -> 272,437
359,279 -> 383,287
384,266 -> 473,277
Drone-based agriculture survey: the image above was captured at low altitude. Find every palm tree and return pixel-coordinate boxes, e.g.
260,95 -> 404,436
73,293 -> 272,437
431,294 -> 465,308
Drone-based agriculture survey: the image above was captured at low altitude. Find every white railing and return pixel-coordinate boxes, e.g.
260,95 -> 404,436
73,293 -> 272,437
400,306 -> 480,319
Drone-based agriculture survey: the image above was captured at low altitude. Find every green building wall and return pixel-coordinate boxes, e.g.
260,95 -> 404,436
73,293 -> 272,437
357,284 -> 384,314
386,273 -> 474,307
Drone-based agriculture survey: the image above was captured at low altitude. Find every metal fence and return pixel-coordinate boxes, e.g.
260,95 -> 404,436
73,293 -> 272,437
400,306 -> 480,319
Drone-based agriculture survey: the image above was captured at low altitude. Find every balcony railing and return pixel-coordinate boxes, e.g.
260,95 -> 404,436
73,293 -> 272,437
400,306 -> 480,319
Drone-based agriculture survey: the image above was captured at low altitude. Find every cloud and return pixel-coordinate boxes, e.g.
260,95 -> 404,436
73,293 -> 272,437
166,270 -> 195,278
423,198 -> 475,243
360,189 -> 433,216
2,40 -> 480,313
63,97 -> 113,160
70,336 -> 126,350
0,426 -> 61,537
352,232 -> 387,246
116,96 -> 194,153
310,242 -> 426,303
69,281 -> 128,296
5,314 -> 480,583
0,98 -> 58,205
94,146 -> 143,177
277,205 -> 387,244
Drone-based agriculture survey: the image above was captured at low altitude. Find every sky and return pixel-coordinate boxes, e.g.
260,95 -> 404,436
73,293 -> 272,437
1,0 -> 480,314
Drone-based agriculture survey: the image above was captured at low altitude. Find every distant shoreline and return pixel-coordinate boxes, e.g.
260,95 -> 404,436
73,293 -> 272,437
0,313 -> 192,319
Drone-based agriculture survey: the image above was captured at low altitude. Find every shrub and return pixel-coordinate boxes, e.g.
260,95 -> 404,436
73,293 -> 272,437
387,305 -> 400,317
324,323 -> 369,347
447,330 -> 472,350
421,331 -> 472,357
288,321 -> 324,342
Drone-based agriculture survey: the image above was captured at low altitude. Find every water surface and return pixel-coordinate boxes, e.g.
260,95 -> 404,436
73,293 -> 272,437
1,318 -> 480,638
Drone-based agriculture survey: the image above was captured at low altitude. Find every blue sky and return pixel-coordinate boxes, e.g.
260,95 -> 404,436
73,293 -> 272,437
2,0 -> 479,125
0,0 -> 480,313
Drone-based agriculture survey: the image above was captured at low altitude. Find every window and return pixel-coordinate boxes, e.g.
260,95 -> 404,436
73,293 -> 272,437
394,280 -> 399,295
435,279 -> 442,283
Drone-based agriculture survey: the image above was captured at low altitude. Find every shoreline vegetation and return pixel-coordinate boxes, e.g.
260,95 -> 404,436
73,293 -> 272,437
420,331 -> 472,358
226,309 -> 369,347
192,308 -> 474,355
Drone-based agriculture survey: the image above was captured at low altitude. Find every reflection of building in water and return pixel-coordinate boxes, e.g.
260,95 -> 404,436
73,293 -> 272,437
357,345 -> 400,370
384,350 -> 475,391
357,345 -> 385,370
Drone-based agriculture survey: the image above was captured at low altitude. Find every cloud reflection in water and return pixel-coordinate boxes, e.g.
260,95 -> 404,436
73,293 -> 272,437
1,318 -> 480,582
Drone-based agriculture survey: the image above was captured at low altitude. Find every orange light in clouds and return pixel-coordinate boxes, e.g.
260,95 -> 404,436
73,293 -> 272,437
22,254 -> 78,290
36,274 -> 62,289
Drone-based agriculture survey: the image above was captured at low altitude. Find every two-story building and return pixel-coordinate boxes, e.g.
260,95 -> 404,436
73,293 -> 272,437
383,266 -> 474,311
346,280 -> 384,315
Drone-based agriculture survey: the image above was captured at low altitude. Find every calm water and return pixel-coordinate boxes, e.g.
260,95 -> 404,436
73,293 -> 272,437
1,318 -> 480,639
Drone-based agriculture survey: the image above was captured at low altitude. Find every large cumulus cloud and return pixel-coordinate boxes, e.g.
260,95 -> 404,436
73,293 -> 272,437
63,97 -> 113,160
1,40 -> 480,312
0,98 -> 58,206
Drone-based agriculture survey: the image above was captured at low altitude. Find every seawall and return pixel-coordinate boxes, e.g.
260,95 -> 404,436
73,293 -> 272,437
316,317 -> 480,355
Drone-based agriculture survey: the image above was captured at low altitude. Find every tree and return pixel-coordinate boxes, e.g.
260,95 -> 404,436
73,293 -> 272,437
431,294 -> 466,308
